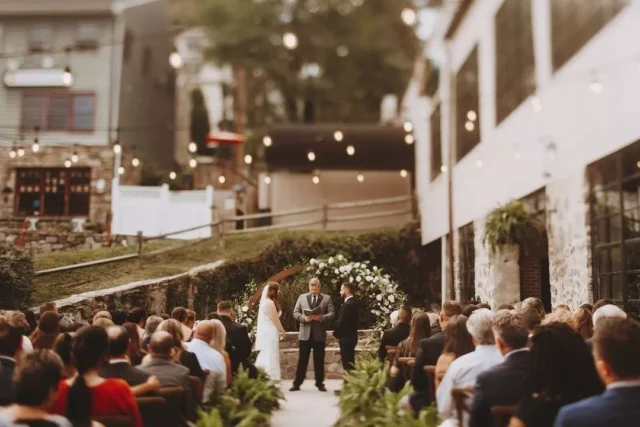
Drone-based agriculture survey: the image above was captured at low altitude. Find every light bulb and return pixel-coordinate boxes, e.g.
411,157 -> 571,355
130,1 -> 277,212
189,158 -> 198,168
312,175 -> 320,184
132,157 -> 140,167
476,159 -> 483,168
403,121 -> 413,132
307,151 -> 316,161
62,68 -> 73,86
244,154 -> 253,165
218,175 -> 226,184
346,145 -> 355,156
357,173 -> 364,182
336,45 -> 349,57
17,148 -> 25,157
188,142 -> 197,153
113,143 -> 121,154
263,136 -> 272,147
400,169 -> 408,178
334,130 -> 344,142
401,8 -> 417,26
465,121 -> 475,132
637,161 -> 640,169
9,149 -> 16,159
71,153 -> 79,163
514,152 -> 522,160
589,78 -> 603,94
64,159 -> 72,168
264,176 -> 271,185
404,134 -> 414,144
441,165 -> 448,173
531,95 -> 542,112
467,110 -> 477,121
169,171 -> 177,180
169,51 -> 183,69
282,32 -> 299,50
118,166 -> 125,175
32,142 -> 40,153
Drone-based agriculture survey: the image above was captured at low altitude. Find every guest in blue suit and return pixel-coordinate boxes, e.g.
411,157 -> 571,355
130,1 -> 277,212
554,316 -> 640,427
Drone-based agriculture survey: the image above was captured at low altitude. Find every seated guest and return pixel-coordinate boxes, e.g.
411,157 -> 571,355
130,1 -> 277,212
141,315 -> 163,352
497,304 -> 515,311
155,319 -> 204,379
436,309 -> 503,423
186,311 -> 196,331
39,303 -> 58,316
23,310 -> 37,335
435,314 -> 475,388
378,306 -> 412,362
510,323 -> 603,427
462,305 -> 479,318
210,319 -> 232,387
185,321 -> 227,398
127,308 -> 147,342
573,307 -> 594,340
30,311 -> 60,350
586,304 -> 627,350
101,326 -> 159,397
427,312 -> 442,336
521,307 -> 542,340
0,350 -> 72,426
469,311 -> 529,427
92,311 -> 111,324
109,309 -> 127,326
554,305 -> 571,313
217,301 -> 255,376
522,297 -> 546,319
591,299 -> 615,315
171,307 -> 194,342
122,323 -> 146,366
0,311 -> 29,405
93,317 -> 114,329
389,313 -> 431,392
580,303 -> 593,312
476,303 -> 491,310
51,326 -> 143,427
139,331 -> 193,420
54,333 -> 77,379
555,317 -> 640,427
207,313 -> 222,321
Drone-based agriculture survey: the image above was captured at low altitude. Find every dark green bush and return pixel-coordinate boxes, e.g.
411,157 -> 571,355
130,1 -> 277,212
0,243 -> 34,310
194,223 -> 433,319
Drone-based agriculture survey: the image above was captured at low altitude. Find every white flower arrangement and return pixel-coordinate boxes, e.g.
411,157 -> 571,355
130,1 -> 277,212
232,280 -> 260,341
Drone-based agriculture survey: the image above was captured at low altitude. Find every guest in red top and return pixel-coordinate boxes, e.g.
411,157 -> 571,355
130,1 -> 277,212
51,326 -> 143,427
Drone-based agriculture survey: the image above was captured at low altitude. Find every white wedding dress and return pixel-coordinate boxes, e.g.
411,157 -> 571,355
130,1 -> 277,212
254,287 -> 285,381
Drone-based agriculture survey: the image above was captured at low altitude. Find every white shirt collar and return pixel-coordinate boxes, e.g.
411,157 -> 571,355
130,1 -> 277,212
0,355 -> 15,363
109,358 -> 130,365
607,379 -> 640,390
345,296 -> 353,302
505,348 -> 529,358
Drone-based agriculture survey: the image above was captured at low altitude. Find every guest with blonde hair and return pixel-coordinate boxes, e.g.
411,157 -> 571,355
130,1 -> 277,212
573,307 -> 594,340
210,319 -> 232,386
153,319 -> 204,379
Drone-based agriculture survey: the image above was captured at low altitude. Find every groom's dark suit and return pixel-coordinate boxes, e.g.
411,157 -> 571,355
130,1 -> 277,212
333,296 -> 359,371
293,292 -> 335,388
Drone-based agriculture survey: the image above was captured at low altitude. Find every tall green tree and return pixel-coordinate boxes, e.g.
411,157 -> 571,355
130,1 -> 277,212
198,0 -> 420,126
190,88 -> 211,153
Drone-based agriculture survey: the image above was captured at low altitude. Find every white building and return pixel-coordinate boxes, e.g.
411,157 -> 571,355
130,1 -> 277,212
406,0 -> 640,310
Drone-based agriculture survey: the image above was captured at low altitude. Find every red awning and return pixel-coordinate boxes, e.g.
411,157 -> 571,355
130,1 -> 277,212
206,131 -> 245,147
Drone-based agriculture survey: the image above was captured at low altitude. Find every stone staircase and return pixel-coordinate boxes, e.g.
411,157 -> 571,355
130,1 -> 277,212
279,330 -> 377,380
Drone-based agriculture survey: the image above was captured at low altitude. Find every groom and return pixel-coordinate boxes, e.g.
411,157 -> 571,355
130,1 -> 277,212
291,278 -> 335,392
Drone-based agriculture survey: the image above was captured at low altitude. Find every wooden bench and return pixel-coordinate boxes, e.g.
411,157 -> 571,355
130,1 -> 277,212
423,365 -> 437,402
385,345 -> 398,364
94,416 -> 134,427
397,357 -> 415,367
490,405 -> 517,427
136,396 -> 166,427
451,387 -> 474,426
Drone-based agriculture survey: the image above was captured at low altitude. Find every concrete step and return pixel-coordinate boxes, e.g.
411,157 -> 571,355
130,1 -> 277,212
279,329 -> 377,350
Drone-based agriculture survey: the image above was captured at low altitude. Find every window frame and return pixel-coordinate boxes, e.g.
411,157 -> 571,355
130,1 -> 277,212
28,24 -> 54,53
14,168 -> 91,218
458,222 -> 476,302
75,21 -> 101,50
455,45 -> 481,162
20,92 -> 96,132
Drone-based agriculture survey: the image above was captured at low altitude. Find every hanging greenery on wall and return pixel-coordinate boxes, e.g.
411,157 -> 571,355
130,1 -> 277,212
482,200 -> 543,255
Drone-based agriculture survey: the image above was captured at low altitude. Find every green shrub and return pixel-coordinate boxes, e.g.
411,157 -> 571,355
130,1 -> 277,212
197,399 -> 268,427
0,243 -> 34,310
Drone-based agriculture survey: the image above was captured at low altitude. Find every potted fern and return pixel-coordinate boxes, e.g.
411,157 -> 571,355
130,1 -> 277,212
482,200 -> 542,307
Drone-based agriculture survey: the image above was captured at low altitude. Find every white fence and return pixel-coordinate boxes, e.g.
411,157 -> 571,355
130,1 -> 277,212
111,180 -> 214,239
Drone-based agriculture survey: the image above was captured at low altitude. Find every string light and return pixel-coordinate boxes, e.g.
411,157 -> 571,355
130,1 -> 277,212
403,121 -> 413,132
589,75 -> 603,93
400,169 -> 408,178
132,157 -> 140,167
113,141 -> 121,154
189,158 -> 198,168
441,165 -> 448,173
282,32 -> 299,50
333,130 -> 344,142
263,136 -> 272,147
244,154 -> 253,164
169,171 -> 177,180
465,121 -> 475,131
531,95 -> 542,112
32,138 -> 40,153
64,159 -> 72,168
307,151 -> 316,161
62,66 -> 73,86
312,175 -> 320,184
357,173 -> 364,182
401,8 -> 417,26
346,145 -> 355,156
404,134 -> 414,144
336,45 -> 349,57
17,147 -> 24,157
467,111 -> 477,121
514,151 -> 522,160
118,166 -> 125,175
476,159 -> 483,168
169,51 -> 183,69
264,175 -> 271,185
188,142 -> 197,153
218,175 -> 226,184
71,151 -> 79,163
9,148 -> 16,158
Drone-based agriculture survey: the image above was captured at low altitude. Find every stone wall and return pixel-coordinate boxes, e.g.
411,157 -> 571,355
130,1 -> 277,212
473,219 -> 493,306
546,171 -> 592,308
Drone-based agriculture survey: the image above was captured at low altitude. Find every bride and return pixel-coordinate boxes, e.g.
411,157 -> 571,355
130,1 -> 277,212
255,282 -> 286,380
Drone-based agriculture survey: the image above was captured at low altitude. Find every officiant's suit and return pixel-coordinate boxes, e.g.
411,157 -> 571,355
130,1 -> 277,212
293,292 -> 335,388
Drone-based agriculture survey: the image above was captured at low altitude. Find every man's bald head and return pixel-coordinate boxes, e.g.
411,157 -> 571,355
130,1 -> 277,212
195,321 -> 214,343
106,326 -> 130,357
149,331 -> 174,358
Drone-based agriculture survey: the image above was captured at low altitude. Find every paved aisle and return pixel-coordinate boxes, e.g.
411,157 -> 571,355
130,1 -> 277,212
272,380 -> 342,427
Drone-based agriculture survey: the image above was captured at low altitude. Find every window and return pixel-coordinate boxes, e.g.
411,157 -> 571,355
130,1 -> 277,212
456,46 -> 480,161
589,139 -> 640,308
430,104 -> 442,181
15,168 -> 91,217
76,22 -> 100,50
458,223 -> 475,302
551,0 -> 628,72
142,46 -> 152,76
495,0 -> 535,125
123,29 -> 133,63
28,24 -> 54,53
21,93 -> 95,131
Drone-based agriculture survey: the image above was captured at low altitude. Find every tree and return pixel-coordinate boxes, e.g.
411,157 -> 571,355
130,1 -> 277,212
197,0 -> 420,126
190,88 -> 211,154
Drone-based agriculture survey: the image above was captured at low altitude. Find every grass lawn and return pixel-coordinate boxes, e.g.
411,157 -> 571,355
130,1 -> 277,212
32,229 -> 363,305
